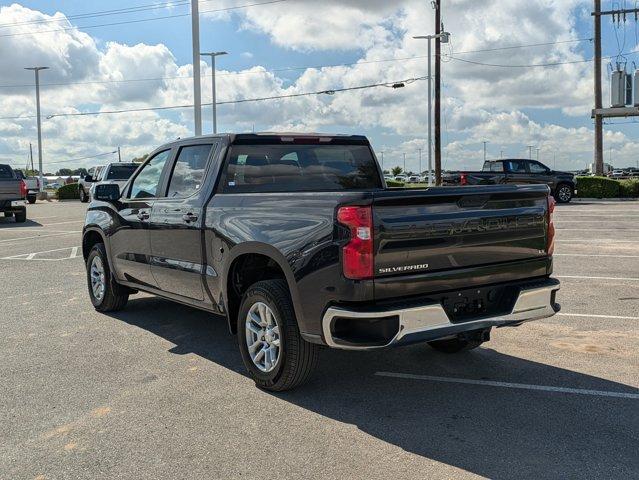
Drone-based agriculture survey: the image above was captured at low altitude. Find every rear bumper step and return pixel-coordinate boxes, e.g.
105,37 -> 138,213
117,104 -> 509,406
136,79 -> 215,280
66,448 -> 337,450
322,278 -> 560,350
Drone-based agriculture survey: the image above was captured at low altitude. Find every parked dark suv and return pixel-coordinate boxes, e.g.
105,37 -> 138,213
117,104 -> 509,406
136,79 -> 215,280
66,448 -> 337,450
83,134 -> 560,391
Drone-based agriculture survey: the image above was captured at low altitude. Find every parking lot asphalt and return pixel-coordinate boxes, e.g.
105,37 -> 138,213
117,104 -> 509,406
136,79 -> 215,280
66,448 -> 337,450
1,200 -> 637,479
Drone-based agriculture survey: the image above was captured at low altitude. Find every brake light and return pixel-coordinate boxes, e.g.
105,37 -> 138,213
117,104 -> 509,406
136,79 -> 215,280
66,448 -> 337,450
19,180 -> 27,198
547,195 -> 556,256
337,206 -> 374,280
460,173 -> 467,185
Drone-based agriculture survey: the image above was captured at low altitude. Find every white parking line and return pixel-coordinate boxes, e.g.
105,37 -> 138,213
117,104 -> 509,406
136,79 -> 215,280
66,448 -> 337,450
557,275 -> 639,281
375,372 -> 639,400
0,245 -> 82,261
554,253 -> 639,258
558,313 -> 639,320
556,228 -> 639,232
556,239 -> 639,244
0,231 -> 81,245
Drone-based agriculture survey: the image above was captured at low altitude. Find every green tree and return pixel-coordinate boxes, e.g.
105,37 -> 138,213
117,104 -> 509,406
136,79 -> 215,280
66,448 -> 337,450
391,166 -> 403,176
57,168 -> 73,176
131,154 -> 148,163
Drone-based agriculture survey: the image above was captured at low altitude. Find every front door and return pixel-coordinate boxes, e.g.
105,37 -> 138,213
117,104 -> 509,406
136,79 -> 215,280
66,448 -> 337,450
109,149 -> 172,288
149,143 -> 216,300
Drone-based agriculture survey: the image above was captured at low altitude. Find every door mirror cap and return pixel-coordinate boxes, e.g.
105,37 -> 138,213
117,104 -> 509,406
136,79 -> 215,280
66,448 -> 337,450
94,183 -> 120,202
84,174 -> 94,183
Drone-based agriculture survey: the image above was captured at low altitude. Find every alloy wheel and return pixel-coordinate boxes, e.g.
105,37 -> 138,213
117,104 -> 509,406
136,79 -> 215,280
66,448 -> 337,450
245,302 -> 281,373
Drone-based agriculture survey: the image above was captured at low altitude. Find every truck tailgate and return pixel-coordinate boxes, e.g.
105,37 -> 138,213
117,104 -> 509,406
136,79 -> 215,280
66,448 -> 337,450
372,185 -> 551,299
0,179 -> 21,199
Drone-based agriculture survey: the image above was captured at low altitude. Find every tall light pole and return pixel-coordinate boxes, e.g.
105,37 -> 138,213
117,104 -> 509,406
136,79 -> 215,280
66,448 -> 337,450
200,51 -> 228,134
528,145 -> 534,160
380,151 -> 385,171
483,141 -> 488,162
414,32 -> 449,187
25,66 -> 48,192
418,148 -> 422,176
403,153 -> 406,173
191,0 -> 202,136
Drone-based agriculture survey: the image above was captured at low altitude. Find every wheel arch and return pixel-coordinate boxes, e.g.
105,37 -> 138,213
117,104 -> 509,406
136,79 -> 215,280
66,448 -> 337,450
223,243 -> 301,335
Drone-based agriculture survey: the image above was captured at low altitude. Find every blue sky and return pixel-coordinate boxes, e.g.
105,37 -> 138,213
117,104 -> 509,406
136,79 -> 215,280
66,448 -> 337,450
2,1 -> 639,173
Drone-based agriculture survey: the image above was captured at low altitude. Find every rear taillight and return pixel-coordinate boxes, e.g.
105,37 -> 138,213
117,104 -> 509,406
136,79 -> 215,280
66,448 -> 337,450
337,206 -> 374,280
547,196 -> 556,256
460,173 -> 467,185
19,180 -> 27,198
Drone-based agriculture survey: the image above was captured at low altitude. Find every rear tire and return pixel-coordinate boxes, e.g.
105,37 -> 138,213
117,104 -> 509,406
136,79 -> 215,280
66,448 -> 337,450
237,279 -> 319,391
14,208 -> 26,223
86,243 -> 129,312
27,195 -> 36,204
428,329 -> 490,353
554,184 -> 573,204
4,212 -> 13,218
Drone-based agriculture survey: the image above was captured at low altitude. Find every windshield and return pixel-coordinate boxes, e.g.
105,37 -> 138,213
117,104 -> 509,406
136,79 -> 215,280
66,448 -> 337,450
106,164 -> 138,180
221,144 -> 382,193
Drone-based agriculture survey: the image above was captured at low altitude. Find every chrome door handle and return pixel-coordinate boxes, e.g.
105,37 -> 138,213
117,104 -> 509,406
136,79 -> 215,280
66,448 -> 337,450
182,212 -> 198,223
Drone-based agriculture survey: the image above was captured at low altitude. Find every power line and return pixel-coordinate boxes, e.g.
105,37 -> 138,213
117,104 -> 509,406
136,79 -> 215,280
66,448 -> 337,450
44,151 -> 118,165
445,51 -> 632,68
0,0 -> 288,39
0,38 -> 595,90
0,75 -> 426,121
0,0 -> 193,28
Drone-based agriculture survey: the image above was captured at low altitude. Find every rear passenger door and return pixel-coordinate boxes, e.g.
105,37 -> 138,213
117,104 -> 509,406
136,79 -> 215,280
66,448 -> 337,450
504,160 -> 530,184
149,142 -> 218,300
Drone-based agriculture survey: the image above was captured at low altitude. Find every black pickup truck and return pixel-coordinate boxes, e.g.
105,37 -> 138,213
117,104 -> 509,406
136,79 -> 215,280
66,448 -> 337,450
444,159 -> 576,203
82,133 -> 560,391
0,164 -> 27,223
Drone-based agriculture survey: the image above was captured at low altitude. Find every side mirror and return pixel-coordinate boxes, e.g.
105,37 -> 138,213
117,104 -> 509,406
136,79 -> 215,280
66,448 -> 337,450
94,183 -> 120,202
84,174 -> 94,183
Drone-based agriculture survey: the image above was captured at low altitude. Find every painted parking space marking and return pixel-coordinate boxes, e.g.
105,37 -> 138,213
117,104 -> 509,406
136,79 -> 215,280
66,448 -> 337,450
0,231 -> 81,244
375,372 -> 639,400
557,313 -> 639,320
0,246 -> 81,261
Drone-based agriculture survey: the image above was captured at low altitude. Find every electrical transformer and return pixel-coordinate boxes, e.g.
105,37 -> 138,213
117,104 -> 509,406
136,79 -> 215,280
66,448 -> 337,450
611,69 -> 632,107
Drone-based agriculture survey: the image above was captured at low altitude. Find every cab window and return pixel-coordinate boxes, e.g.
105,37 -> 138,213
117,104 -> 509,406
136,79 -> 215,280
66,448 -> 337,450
129,150 -> 171,199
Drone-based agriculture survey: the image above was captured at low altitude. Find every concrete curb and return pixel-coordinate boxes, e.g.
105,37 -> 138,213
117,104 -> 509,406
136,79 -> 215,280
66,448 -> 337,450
572,198 -> 638,202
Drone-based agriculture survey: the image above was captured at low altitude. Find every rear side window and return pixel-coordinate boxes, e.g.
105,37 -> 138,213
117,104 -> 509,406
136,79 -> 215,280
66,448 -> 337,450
106,164 -> 138,180
221,144 -> 381,193
0,165 -> 14,179
167,144 -> 213,198
507,161 -> 527,173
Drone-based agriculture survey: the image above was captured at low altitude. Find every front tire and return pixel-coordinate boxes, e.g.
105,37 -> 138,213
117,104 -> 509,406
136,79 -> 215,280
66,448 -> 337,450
79,187 -> 89,203
237,280 -> 319,391
555,184 -> 573,203
86,243 -> 129,312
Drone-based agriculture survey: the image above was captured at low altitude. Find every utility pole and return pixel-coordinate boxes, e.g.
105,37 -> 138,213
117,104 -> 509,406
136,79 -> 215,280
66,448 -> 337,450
118,146 -> 122,162
29,143 -> 34,172
191,0 -> 202,136
414,28 -> 449,187
483,141 -> 488,162
418,148 -> 422,175
594,0 -> 603,176
25,67 -> 48,192
403,153 -> 406,173
528,145 -> 534,160
536,148 -> 540,161
380,151 -> 385,170
434,0 -> 442,185
200,51 -> 228,134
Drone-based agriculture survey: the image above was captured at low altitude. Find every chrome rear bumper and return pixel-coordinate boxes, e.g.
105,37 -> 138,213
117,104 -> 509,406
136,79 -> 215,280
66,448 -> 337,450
322,279 -> 560,350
